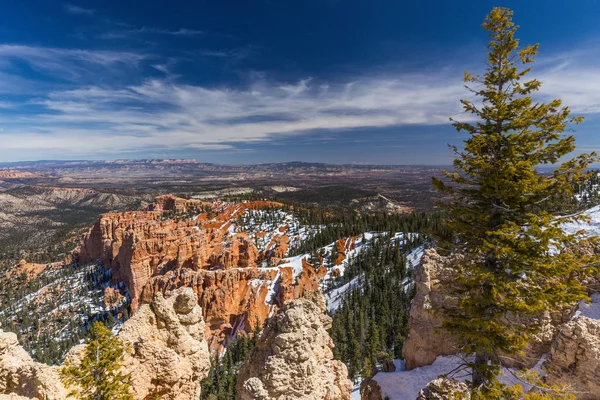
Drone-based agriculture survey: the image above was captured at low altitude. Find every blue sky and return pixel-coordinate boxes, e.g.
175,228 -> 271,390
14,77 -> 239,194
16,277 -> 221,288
0,0 -> 599,164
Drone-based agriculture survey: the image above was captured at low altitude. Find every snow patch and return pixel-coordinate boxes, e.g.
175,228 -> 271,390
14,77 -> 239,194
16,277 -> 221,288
373,354 -> 549,400
575,293 -> 600,320
264,271 -> 281,305
325,277 -> 359,313
248,278 -> 264,289
373,356 -> 462,400
406,245 -> 424,270
562,205 -> 600,237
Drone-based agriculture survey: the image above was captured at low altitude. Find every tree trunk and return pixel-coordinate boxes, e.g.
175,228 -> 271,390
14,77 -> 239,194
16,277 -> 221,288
472,350 -> 488,388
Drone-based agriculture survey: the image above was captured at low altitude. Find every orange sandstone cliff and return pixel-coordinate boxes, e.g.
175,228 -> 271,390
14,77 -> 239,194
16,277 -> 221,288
75,195 -> 326,351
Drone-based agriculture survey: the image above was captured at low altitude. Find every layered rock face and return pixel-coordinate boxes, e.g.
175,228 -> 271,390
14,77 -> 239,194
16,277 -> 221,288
402,249 -> 574,370
236,291 -> 352,400
542,316 -> 600,400
76,196 -> 325,350
0,289 -> 211,400
0,170 -> 40,180
0,332 -> 67,400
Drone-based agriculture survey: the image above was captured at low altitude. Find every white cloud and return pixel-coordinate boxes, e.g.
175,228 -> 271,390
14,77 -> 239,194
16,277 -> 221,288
0,74 -> 469,160
196,46 -> 254,60
152,64 -> 170,74
169,28 -> 204,36
539,68 -> 600,114
0,44 -> 599,161
0,45 -> 146,82
64,3 -> 95,16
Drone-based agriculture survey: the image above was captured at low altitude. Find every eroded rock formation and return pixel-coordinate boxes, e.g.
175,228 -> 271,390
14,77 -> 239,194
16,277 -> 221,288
145,262 -> 324,351
0,289 -> 211,400
542,316 -> 600,400
117,287 -> 211,400
0,394 -> 32,400
402,249 -> 574,370
102,286 -> 125,309
0,332 -> 67,400
236,291 -> 352,400
402,249 -> 460,370
76,197 -> 286,311
334,237 -> 358,266
360,378 -> 384,400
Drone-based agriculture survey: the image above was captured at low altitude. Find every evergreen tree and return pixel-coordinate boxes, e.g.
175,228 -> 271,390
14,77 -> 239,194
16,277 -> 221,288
329,234 -> 423,381
200,334 -> 256,399
433,7 -> 598,396
60,322 -> 132,400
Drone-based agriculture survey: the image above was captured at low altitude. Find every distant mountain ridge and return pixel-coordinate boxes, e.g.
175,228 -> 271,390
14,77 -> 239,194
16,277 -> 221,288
0,159 -> 449,169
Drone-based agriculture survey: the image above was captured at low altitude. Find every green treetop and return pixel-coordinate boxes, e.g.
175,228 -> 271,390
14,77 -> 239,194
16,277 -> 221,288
433,7 -> 598,397
60,321 -> 133,400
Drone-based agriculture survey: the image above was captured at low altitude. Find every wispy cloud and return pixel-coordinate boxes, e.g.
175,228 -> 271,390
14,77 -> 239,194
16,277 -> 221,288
0,45 -> 146,82
196,46 -> 254,60
0,73 -> 468,159
152,64 -> 170,74
101,27 -> 204,39
64,3 -> 95,16
539,68 -> 600,114
167,28 -> 204,36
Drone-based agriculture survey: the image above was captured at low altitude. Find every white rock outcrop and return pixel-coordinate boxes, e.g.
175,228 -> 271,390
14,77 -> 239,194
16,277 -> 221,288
0,332 -> 68,400
115,287 -> 211,400
416,378 -> 470,400
401,249 -> 460,370
236,291 -> 352,400
542,316 -> 600,400
0,394 -> 33,400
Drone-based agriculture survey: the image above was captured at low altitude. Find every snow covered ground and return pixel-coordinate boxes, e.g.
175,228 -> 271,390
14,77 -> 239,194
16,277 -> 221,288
576,293 -> 600,320
561,205 -> 600,237
371,358 -> 462,399
325,277 -> 360,313
237,207 -> 312,255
